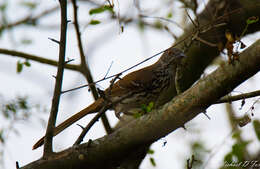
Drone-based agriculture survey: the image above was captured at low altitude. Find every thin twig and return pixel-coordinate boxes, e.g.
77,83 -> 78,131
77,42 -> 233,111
193,35 -> 217,47
48,37 -> 60,44
74,104 -> 110,145
186,10 -> 198,28
186,10 -> 219,47
245,98 -> 260,115
65,58 -> 75,64
76,124 -> 85,130
43,0 -> 68,157
0,1 -> 100,30
74,75 -> 126,146
187,155 -> 195,169
104,61 -> 114,79
71,0 -> 112,134
73,92 -> 133,145
0,6 -> 60,30
0,48 -> 80,71
215,90 -> 260,104
72,0 -> 86,65
140,15 -> 184,30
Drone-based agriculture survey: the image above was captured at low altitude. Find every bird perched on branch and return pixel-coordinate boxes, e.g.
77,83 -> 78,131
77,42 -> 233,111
33,47 -> 186,150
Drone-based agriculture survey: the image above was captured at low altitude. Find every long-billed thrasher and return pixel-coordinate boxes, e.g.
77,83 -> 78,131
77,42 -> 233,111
33,47 -> 186,150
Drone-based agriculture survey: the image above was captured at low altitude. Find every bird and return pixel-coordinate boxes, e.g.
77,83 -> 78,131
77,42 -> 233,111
32,47 -> 186,150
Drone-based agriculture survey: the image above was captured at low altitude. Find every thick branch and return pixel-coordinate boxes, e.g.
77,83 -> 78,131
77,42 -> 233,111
20,39 -> 260,169
0,48 -> 80,71
115,0 -> 260,166
176,0 -> 260,92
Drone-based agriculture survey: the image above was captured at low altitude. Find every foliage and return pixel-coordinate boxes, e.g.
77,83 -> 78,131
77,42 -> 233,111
89,5 -> 114,15
147,149 -> 156,167
0,96 -> 47,167
16,60 -> 31,73
133,102 -> 154,118
141,102 -> 154,113
253,120 -> 260,141
89,20 -> 101,25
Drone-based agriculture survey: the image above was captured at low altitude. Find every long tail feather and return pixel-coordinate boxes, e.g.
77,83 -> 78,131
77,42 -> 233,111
32,98 -> 104,150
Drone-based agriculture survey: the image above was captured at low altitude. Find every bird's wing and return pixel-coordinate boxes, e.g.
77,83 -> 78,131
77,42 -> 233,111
107,64 -> 156,97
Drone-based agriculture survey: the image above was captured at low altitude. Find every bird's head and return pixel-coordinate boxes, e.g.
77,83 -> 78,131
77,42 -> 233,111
159,47 -> 186,66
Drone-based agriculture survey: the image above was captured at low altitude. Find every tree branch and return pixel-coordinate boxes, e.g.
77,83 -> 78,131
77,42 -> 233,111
0,48 -> 80,71
0,6 -> 60,30
20,39 -> 260,169
216,90 -> 260,104
176,0 -> 260,92
71,0 -> 112,134
43,0 -> 68,157
114,0 -> 260,166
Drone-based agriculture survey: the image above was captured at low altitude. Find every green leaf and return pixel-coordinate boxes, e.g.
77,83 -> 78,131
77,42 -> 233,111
246,16 -> 259,25
89,5 -> 113,15
24,60 -> 31,67
192,142 -> 204,150
18,97 -> 28,109
89,7 -> 105,15
231,141 -> 250,161
146,107 -> 151,113
138,20 -> 145,31
120,25 -> 124,33
232,131 -> 241,140
141,104 -> 147,112
224,152 -> 233,163
103,5 -> 113,12
0,129 -> 4,143
149,157 -> 156,167
133,112 -> 142,118
6,103 -> 17,113
0,27 -> 4,37
148,102 -> 154,108
253,120 -> 260,141
154,21 -> 163,29
21,38 -> 32,45
147,149 -> 155,154
0,3 -> 7,11
146,102 -> 154,113
167,12 -> 172,18
17,61 -> 23,73
141,102 -> 154,113
89,20 -> 101,25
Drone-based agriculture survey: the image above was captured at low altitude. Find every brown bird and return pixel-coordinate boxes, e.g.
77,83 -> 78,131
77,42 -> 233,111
33,47 -> 186,150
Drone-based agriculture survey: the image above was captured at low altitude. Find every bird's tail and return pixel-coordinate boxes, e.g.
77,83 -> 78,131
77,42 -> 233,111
32,98 -> 104,150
